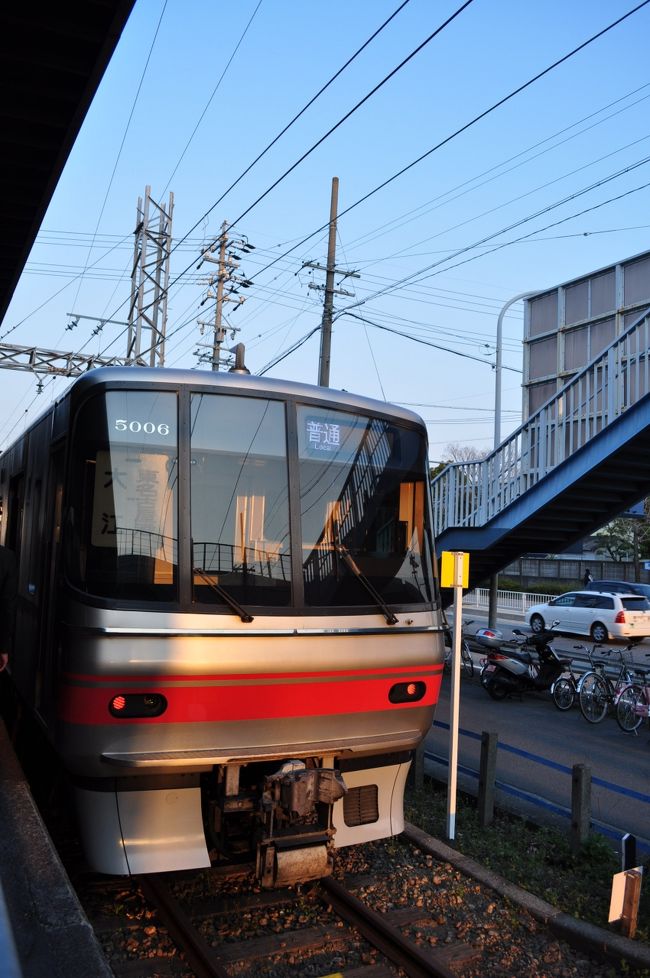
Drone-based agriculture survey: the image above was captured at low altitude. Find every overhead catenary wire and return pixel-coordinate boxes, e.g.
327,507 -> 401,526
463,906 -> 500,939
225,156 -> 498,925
163,0 -> 414,235
159,0 -> 265,198
241,0 -> 650,291
361,130 -> 650,268
6,0 -> 648,436
31,76 -> 650,262
37,0 -> 436,368
69,0 -> 169,314
70,0 -> 649,360
113,0 -> 476,327
345,80 -> 650,253
344,311 -> 522,372
337,153 -> 650,313
250,164 -> 650,374
257,165 -> 650,378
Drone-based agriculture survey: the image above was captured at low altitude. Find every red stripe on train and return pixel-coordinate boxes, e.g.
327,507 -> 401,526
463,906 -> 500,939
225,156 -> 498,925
58,674 -> 442,725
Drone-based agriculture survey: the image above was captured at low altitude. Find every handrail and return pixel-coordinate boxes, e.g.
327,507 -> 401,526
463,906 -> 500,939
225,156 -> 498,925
432,307 -> 650,535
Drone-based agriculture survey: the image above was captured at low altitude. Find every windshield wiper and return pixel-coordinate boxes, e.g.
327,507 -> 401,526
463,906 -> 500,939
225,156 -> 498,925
333,542 -> 398,625
193,567 -> 254,623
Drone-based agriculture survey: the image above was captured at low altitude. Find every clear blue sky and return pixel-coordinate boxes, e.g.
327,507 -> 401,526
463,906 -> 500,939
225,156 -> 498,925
3,0 -> 650,460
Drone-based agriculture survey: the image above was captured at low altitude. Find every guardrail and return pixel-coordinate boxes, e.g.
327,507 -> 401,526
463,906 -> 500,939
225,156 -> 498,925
432,308 -> 650,536
464,587 -> 554,614
427,722 -> 650,855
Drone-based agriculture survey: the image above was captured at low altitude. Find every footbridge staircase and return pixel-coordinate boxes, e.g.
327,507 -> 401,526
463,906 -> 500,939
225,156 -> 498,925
431,309 -> 650,596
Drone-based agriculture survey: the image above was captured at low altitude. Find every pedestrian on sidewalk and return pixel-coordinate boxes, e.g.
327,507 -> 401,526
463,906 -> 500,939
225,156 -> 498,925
583,568 -> 593,587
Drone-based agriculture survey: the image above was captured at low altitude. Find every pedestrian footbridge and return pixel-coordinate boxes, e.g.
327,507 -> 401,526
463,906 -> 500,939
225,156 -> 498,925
432,309 -> 650,598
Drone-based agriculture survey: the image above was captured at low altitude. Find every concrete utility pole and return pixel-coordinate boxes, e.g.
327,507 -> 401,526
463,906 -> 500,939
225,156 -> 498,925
303,178 -> 359,387
196,222 -> 254,370
126,186 -> 174,367
318,177 -> 339,388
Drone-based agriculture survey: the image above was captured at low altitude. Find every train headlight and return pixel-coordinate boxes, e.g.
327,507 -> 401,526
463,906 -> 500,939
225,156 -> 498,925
388,681 -> 426,703
109,693 -> 167,718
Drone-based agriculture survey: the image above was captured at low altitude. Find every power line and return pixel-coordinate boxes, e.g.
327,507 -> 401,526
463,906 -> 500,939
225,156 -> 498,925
207,1 -> 476,241
245,1 -> 650,290
154,0 -> 474,307
371,130 -> 650,267
69,0 -> 169,312
153,0 -> 416,265
409,175 -> 650,290
39,0 -> 425,364
339,154 -> 650,310
345,81 -> 650,253
344,311 -> 522,372
159,0 -> 265,197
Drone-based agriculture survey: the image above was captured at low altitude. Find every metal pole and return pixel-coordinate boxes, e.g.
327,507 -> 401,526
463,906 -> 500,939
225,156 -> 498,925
446,553 -> 464,841
494,290 -> 534,447
489,290 -> 534,628
318,177 -> 339,387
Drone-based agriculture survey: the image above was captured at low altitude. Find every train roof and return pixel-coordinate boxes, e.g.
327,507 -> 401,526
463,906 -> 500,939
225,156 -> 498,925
65,366 -> 426,428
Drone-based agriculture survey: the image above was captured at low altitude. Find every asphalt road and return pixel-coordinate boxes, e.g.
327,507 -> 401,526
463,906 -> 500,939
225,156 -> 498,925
425,615 -> 650,854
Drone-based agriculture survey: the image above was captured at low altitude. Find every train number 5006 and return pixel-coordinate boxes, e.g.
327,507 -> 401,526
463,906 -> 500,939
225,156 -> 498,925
114,419 -> 170,436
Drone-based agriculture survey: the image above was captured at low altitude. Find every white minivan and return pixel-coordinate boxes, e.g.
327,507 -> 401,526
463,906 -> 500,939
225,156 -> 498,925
527,590 -> 650,642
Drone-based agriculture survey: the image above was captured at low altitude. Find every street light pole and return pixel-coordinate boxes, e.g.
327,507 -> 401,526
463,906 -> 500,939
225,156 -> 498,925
488,290 -> 534,628
494,290 -> 534,448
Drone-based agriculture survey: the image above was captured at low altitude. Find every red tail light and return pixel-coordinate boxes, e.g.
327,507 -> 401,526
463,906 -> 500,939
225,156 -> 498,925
615,610 -> 625,624
109,693 -> 167,718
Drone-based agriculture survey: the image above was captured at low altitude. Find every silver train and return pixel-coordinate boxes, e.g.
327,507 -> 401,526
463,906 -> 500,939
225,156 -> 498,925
1,367 -> 443,885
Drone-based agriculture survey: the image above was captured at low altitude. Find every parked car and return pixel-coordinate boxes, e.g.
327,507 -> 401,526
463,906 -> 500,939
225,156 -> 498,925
527,590 -> 650,642
586,579 -> 650,601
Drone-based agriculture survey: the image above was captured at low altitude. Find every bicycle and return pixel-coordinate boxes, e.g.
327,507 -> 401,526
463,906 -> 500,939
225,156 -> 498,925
443,618 -> 475,679
578,644 -> 639,724
615,653 -> 650,733
551,642 -> 603,711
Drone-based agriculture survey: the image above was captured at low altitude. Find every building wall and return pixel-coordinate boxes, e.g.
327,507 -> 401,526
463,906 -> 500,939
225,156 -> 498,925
523,250 -> 650,419
502,555 -> 647,589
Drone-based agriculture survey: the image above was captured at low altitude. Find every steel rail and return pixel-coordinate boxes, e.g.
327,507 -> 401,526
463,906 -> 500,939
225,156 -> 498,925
320,876 -> 458,978
140,875 -> 231,978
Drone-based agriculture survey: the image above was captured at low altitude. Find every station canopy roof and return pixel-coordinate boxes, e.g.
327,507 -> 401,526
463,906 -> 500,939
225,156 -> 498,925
0,2 -> 135,325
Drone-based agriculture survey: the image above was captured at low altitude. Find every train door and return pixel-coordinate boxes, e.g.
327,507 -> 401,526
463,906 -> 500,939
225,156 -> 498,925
6,473 -> 25,558
13,418 -> 51,708
34,447 -> 64,720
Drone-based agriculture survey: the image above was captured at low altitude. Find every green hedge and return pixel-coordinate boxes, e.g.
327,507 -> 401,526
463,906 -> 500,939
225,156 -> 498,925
495,577 -> 582,596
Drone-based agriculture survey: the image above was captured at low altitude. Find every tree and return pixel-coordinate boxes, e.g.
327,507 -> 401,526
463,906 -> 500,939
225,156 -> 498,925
593,503 -> 650,578
430,443 -> 488,480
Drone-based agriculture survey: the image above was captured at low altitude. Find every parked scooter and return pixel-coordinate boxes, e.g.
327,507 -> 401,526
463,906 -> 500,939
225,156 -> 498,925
478,621 -> 572,701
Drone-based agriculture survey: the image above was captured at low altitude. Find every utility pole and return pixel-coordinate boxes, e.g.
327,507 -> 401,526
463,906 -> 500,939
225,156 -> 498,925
196,222 -> 254,370
303,178 -> 359,387
319,177 -> 338,388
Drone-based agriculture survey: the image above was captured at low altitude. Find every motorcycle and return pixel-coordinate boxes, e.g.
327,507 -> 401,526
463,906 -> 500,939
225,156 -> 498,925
477,621 -> 573,701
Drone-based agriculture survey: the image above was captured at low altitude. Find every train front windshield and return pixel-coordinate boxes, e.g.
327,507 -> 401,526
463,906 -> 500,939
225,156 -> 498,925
67,388 -> 435,611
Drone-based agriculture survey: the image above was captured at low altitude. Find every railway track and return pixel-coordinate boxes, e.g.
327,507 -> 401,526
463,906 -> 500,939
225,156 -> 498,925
81,857 -> 479,978
131,871 -> 478,978
73,832 -> 628,978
